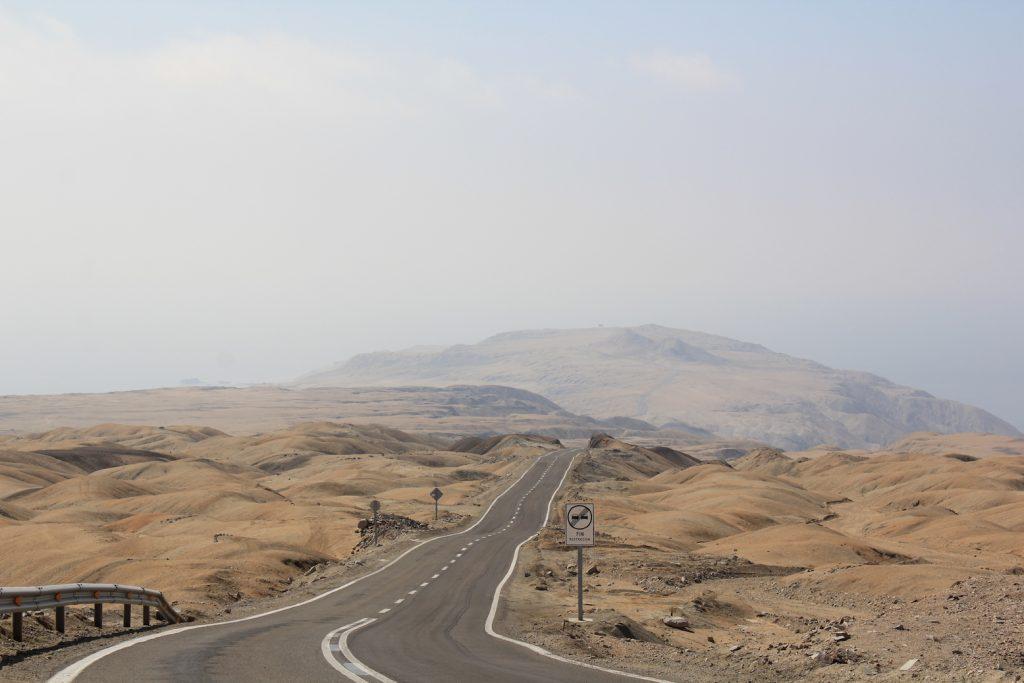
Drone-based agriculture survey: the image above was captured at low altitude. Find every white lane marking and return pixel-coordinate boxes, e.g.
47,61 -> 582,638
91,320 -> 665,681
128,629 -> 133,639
320,618 -> 373,681
456,553 -> 462,557
441,566 -> 449,571
420,582 -> 430,587
394,598 -> 404,604
337,617 -> 396,683
484,452 -> 672,683
378,608 -> 391,614
49,451 -> 555,683
432,574 -> 440,579
461,547 -> 468,551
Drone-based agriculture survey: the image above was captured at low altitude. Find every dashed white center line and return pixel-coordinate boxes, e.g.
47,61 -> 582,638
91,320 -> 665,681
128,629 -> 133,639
379,608 -> 391,614
456,553 -> 463,557
461,547 -> 467,551
421,582 -> 430,587
408,590 -> 417,595
395,598 -> 404,604
441,566 -> 449,571
432,574 -> 440,579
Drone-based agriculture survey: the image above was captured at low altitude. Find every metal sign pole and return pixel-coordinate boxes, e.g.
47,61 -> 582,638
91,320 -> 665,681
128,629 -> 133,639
430,487 -> 443,522
577,546 -> 584,621
370,499 -> 381,547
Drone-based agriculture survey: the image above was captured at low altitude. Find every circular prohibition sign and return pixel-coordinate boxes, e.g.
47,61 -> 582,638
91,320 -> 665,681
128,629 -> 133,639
567,504 -> 593,531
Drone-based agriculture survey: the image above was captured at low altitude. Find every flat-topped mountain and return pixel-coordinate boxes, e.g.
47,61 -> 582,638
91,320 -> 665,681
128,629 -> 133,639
298,325 -> 1021,450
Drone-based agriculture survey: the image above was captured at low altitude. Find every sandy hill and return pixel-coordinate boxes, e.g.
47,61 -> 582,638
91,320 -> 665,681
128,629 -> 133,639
508,432 -> 1024,681
0,422 -> 561,620
297,325 -> 1020,449
577,433 -> 703,482
887,431 -> 1024,458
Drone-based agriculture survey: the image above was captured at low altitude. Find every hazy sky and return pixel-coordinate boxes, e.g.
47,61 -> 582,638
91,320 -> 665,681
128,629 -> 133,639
1,1 -> 1022,429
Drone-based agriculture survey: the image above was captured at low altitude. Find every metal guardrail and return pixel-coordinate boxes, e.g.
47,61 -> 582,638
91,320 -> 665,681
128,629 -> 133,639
0,583 -> 182,642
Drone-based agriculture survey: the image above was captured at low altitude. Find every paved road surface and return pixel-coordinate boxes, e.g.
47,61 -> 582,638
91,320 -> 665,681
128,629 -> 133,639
57,449 -> 651,683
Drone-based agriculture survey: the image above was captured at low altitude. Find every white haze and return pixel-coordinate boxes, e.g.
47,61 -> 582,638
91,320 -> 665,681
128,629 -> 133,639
0,4 -> 1021,429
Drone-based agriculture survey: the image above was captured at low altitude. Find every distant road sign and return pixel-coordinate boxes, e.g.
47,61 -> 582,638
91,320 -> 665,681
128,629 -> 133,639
430,488 -> 443,501
564,502 -> 595,547
370,499 -> 381,513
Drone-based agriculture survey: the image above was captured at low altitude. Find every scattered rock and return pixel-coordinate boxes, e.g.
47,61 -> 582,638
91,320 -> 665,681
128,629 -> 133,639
662,616 -> 690,631
899,658 -> 918,671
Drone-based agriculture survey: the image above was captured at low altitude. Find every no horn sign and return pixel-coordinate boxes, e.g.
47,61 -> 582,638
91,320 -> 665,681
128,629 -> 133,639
564,502 -> 595,546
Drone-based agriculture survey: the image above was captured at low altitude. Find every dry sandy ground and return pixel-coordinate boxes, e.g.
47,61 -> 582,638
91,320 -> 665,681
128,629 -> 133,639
0,385 -> 620,440
0,422 -> 560,673
504,433 -> 1024,682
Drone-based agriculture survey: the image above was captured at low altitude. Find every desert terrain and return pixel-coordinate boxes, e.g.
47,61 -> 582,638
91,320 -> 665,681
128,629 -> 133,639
298,325 -> 1021,450
505,432 -> 1024,681
0,421 -> 562,672
3,416 -> 1024,681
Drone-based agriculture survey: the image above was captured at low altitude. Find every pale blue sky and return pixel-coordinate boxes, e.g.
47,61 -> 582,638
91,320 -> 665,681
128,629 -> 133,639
1,1 -> 1021,429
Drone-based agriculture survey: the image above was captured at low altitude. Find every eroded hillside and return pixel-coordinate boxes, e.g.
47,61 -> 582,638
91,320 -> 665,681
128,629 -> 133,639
298,325 -> 1021,449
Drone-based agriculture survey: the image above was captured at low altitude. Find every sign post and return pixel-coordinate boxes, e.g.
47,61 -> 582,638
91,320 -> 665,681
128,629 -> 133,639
370,499 -> 381,546
564,502 -> 595,622
430,487 -> 443,520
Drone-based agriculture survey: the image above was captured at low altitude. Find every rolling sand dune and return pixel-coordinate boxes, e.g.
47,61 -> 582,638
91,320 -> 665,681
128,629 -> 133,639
506,431 -> 1024,681
0,422 -> 561,627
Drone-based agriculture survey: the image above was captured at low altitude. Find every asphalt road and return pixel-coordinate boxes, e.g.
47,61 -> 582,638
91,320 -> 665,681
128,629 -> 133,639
56,448 -> 650,683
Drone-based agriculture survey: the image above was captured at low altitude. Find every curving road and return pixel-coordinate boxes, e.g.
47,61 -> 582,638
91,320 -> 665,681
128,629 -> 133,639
52,449 -> 659,683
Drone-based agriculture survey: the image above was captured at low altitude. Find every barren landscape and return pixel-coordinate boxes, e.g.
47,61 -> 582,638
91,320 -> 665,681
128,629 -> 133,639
506,432 -> 1024,681
4,416 -> 1023,681
0,421 -> 563,672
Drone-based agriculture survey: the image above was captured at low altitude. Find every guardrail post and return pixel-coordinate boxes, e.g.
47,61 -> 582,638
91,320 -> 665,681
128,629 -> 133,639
143,605 -> 151,626
94,602 -> 103,628
12,611 -> 23,641
123,603 -> 131,627
56,605 -> 66,634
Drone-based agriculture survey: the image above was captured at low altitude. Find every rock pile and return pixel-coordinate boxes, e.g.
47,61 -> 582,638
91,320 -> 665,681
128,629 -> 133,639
352,513 -> 429,552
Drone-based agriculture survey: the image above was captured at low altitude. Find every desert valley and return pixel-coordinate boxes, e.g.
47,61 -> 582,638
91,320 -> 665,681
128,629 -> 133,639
1,326 -> 1023,681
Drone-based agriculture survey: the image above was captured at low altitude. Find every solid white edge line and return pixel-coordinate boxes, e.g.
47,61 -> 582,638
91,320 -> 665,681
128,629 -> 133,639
483,451 -> 673,683
321,618 -> 373,681
338,618 -> 396,683
49,451 -> 557,683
